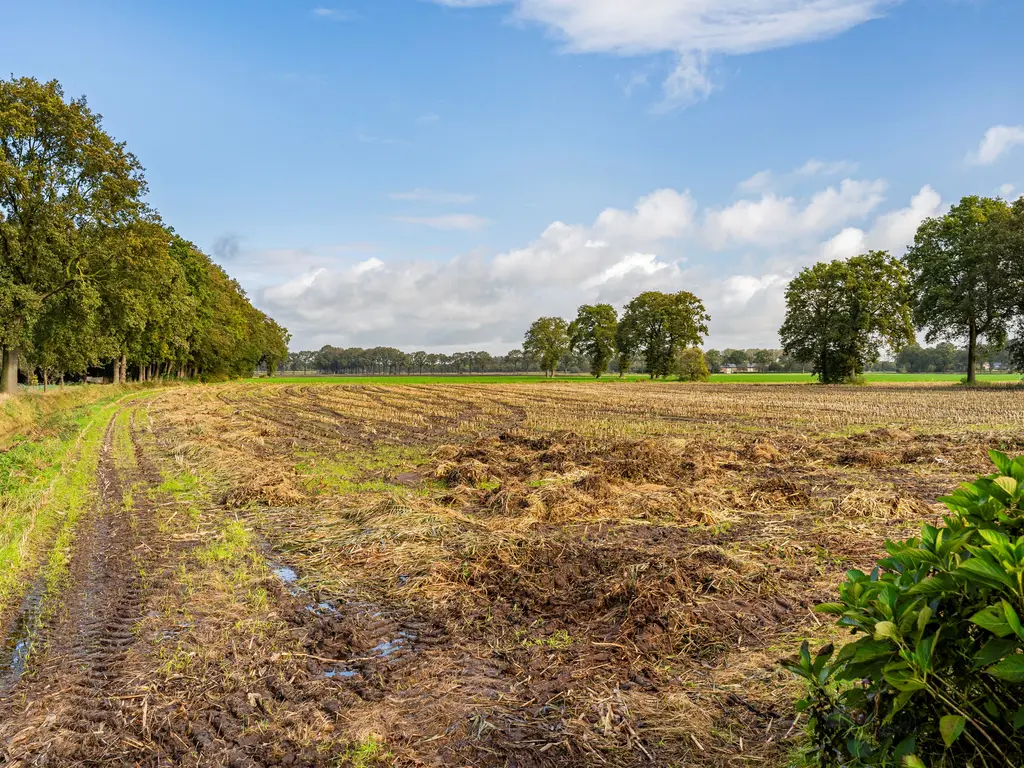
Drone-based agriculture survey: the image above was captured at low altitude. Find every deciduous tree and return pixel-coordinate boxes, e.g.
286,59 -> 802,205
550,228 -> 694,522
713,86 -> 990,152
617,291 -> 710,379
905,196 -> 1018,385
524,317 -> 570,377
0,77 -> 147,391
780,251 -> 914,384
568,304 -> 618,378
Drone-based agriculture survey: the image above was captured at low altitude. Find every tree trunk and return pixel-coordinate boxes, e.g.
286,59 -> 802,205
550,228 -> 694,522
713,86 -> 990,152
967,321 -> 978,386
43,369 -> 49,392
119,355 -> 127,385
1,347 -> 20,394
59,373 -> 65,387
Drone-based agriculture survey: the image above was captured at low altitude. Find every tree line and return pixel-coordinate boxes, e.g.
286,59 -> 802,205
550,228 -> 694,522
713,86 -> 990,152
781,195 -> 1024,384
524,291 -> 711,379
0,77 -> 290,393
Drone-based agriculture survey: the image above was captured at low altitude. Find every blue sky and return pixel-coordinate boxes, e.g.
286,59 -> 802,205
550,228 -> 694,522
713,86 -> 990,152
4,0 -> 1024,351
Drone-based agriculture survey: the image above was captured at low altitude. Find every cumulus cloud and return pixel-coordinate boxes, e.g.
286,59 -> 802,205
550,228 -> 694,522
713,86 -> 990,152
738,170 -> 773,194
394,214 -> 491,231
428,0 -> 893,108
704,178 -> 887,248
969,125 -> 1024,166
819,184 -> 943,259
255,177 -> 945,352
260,189 -> 696,350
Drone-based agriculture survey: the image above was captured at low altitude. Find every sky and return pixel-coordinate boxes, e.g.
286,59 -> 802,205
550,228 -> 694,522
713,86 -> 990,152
4,0 -> 1024,353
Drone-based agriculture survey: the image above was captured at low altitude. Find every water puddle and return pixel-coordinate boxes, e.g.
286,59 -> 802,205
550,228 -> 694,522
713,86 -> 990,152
307,601 -> 339,617
269,563 -> 307,597
0,576 -> 47,683
273,565 -> 299,584
325,667 -> 359,679
372,630 -> 417,658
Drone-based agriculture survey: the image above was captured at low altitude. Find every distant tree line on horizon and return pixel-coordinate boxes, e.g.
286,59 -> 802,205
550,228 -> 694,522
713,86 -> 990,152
1,76 -> 290,393
280,341 -> 1015,378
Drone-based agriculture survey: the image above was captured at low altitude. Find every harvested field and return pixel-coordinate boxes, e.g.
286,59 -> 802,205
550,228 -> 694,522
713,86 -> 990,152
2,381 -> 1023,766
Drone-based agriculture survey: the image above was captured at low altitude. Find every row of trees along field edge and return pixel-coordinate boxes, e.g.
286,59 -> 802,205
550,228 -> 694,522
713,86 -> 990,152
0,77 -> 290,393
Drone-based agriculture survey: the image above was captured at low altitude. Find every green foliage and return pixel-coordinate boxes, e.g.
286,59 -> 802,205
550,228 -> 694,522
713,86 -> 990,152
569,304 -> 618,378
786,451 -> 1024,767
617,291 -> 710,379
781,251 -> 914,384
0,76 -> 288,388
675,347 -> 710,382
523,317 -> 571,377
905,196 -> 1021,385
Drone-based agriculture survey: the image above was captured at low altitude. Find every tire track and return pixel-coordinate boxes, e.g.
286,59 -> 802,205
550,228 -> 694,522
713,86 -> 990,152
0,404 -> 168,766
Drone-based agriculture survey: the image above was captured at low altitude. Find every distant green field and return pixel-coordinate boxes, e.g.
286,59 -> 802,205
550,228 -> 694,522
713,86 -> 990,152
257,372 -> 1021,385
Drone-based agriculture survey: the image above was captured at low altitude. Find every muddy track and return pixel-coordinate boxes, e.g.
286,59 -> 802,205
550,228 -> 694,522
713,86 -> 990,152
0,405 -> 169,766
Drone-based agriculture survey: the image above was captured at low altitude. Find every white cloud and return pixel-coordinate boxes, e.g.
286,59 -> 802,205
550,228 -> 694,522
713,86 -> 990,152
969,125 -> 1024,165
395,214 -> 491,231
390,188 -> 477,204
704,178 -> 887,248
592,188 -> 696,241
428,0 -> 893,108
257,181 -> 942,352
657,51 -> 715,111
582,253 -> 672,289
999,183 -> 1016,199
821,227 -> 866,260
491,187 -> 695,286
620,71 -> 650,97
820,184 -> 943,260
311,7 -> 358,21
738,170 -> 773,194
796,159 -> 859,176
737,160 -> 859,195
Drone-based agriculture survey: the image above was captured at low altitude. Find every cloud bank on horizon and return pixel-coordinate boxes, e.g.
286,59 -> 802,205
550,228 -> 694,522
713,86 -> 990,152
258,166 -> 947,353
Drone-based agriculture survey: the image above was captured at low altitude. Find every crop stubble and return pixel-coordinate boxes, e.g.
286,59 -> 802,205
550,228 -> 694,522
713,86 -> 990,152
1,382 -> 1023,766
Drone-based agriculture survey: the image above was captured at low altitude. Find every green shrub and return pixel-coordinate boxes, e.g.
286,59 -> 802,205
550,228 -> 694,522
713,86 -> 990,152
200,372 -> 232,384
785,450 -> 1024,767
675,347 -> 710,382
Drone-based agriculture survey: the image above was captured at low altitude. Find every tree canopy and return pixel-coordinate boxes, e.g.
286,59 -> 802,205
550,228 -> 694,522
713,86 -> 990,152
523,317 -> 570,377
568,304 -> 618,378
905,196 -> 1020,384
0,76 -> 288,391
780,251 -> 914,384
617,291 -> 710,379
